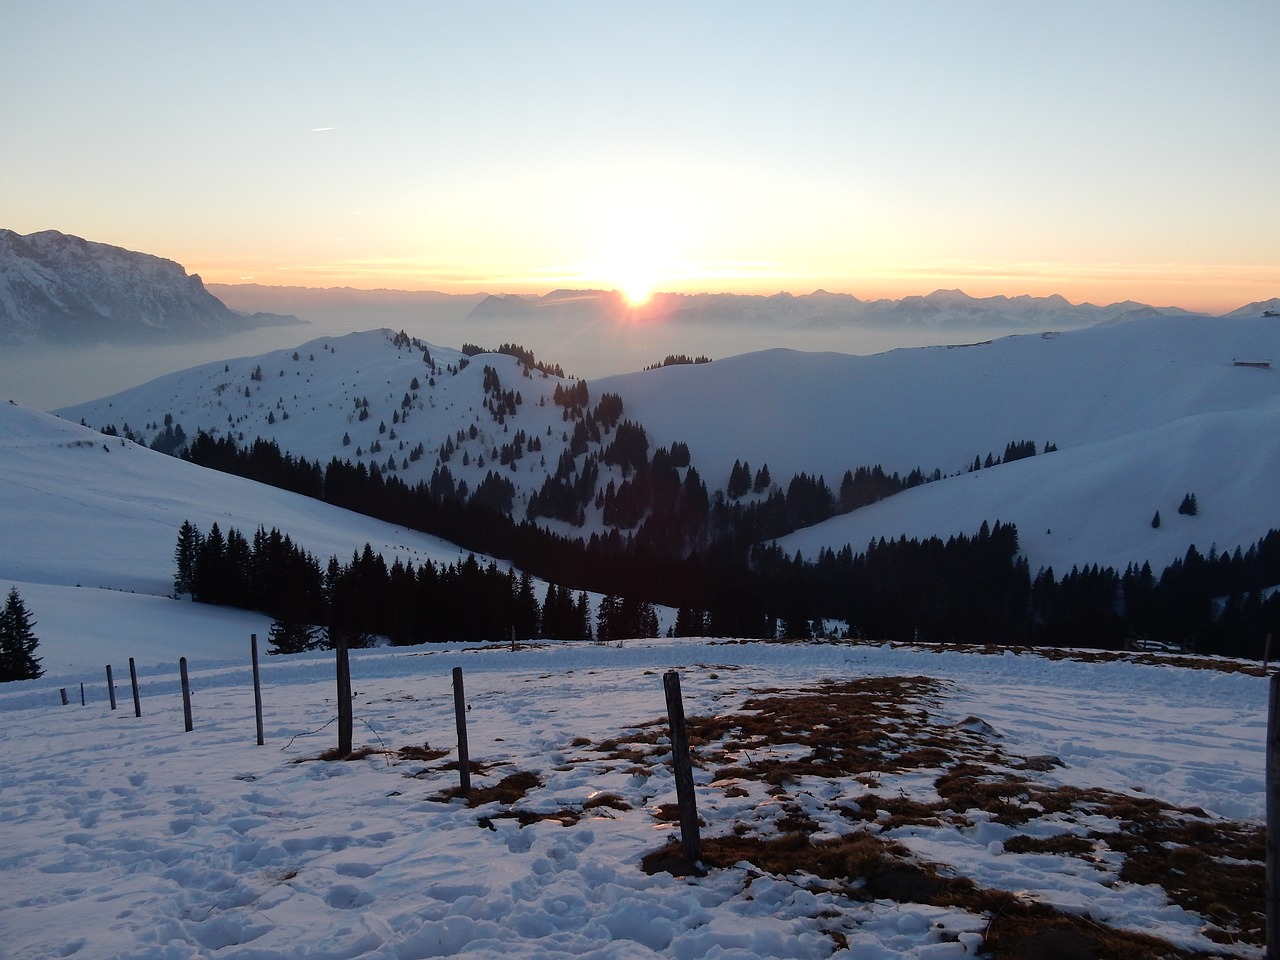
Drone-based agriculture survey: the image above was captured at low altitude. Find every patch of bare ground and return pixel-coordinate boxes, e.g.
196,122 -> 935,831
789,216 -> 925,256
635,675 -> 1262,957
445,772 -> 635,828
294,741 -> 452,765
396,743 -> 450,762
695,676 -> 958,784
887,638 -> 1266,675
646,831 -> 1208,958
583,792 -> 631,813
291,745 -> 386,763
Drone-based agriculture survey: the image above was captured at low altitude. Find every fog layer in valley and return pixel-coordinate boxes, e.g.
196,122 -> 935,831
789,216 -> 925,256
1,291 -> 1043,410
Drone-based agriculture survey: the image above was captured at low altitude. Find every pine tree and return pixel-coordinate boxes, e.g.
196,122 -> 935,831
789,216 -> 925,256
1151,510 -> 1161,529
575,592 -> 593,641
753,463 -> 771,494
674,606 -> 707,637
0,587 -> 43,681
1178,492 -> 1199,516
173,520 -> 203,596
267,616 -> 321,655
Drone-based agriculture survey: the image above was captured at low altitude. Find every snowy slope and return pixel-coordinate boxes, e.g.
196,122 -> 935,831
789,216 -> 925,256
0,401 -> 498,671
56,330 -> 571,504
599,313 -> 1280,572
53,313 -> 1280,577
597,314 -> 1279,490
777,396 -> 1280,574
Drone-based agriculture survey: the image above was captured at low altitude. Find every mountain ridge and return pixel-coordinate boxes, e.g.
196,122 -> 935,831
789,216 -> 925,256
0,229 -> 304,344
461,285 -> 1226,331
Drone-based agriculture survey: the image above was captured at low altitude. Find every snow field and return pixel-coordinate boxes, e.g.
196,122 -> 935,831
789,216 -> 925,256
0,637 -> 1267,959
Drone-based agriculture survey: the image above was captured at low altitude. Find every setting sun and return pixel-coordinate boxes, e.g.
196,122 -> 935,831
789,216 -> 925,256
591,244 -> 663,308
620,274 -> 654,307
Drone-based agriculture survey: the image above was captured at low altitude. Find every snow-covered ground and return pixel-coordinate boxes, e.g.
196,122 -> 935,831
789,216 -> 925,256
0,636 -> 1265,959
1,324 -> 1274,957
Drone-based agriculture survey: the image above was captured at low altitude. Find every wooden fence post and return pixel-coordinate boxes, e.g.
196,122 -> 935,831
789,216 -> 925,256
663,670 -> 702,864
453,666 -> 471,795
251,633 -> 264,746
59,688 -> 68,705
80,682 -> 85,706
335,635 -> 352,756
129,657 -> 141,717
179,657 -> 193,732
106,665 -> 117,711
1267,672 -> 1280,960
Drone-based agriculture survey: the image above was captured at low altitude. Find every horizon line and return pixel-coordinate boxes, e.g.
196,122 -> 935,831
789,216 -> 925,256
202,280 -> 1277,316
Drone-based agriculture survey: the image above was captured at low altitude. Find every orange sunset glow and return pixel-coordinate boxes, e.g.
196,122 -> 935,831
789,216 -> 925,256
2,3 -> 1275,316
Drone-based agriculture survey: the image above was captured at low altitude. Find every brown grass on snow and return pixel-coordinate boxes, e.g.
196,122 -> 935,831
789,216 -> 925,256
626,675 -> 1264,958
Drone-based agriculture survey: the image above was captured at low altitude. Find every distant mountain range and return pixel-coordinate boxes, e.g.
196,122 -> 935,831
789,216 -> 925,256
0,229 -> 303,344
8,229 -> 1277,350
466,287 -> 1280,330
213,280 -> 1280,335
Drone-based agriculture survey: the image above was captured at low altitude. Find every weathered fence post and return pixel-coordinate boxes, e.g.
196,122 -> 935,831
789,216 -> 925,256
179,657 -> 193,732
106,665 -> 117,711
663,670 -> 702,864
59,688 -> 68,705
80,682 -> 85,706
251,633 -> 264,746
1267,672 -> 1280,959
452,666 -> 471,795
335,634 -> 352,756
129,657 -> 141,717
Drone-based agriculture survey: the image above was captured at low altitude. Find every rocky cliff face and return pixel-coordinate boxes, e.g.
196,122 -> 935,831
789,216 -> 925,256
0,230 -> 301,343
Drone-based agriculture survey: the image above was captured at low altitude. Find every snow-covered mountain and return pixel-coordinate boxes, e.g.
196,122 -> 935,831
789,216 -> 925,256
1222,297 -> 1280,321
599,314 -> 1280,573
53,311 -> 1280,577
0,229 -> 303,344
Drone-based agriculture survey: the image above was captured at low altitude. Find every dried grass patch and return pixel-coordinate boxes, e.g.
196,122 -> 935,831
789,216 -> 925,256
690,676 -> 960,784
293,745 -> 384,763
396,743 -> 449,762
850,638 -> 1267,676
461,770 -> 542,807
583,792 -> 631,813
635,673 -> 1263,955
651,829 -> 1212,959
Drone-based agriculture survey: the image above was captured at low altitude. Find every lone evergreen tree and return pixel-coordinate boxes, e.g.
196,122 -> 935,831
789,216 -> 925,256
1151,510 -> 1161,529
173,520 -> 202,596
0,587 -> 43,681
267,617 -> 322,655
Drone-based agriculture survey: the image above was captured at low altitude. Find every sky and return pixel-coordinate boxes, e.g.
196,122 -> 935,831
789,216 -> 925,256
3,0 -> 1278,312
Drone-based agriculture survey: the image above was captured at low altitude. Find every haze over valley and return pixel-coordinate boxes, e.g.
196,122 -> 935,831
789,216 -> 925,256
4,229 -> 1276,411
